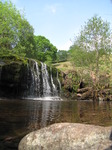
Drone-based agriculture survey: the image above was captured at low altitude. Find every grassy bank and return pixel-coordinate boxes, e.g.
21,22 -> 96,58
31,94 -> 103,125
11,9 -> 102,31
52,61 -> 74,73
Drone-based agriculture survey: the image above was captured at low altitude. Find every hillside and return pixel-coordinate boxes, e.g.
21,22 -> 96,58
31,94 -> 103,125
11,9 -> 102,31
53,61 -> 74,73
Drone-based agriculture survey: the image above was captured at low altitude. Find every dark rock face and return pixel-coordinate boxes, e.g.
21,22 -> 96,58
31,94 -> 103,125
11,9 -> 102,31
19,123 -> 112,150
0,61 -> 29,98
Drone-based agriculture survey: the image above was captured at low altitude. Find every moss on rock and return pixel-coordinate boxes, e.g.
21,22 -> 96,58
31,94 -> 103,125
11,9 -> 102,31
0,55 -> 29,98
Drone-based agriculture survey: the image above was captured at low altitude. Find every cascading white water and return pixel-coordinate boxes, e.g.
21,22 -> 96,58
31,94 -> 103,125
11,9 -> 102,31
28,60 -> 41,97
27,59 -> 61,99
34,61 -> 40,96
57,71 -> 61,90
41,62 -> 51,97
50,67 -> 58,96
29,64 -> 35,96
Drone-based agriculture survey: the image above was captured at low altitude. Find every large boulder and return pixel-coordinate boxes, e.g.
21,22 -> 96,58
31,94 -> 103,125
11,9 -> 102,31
19,123 -> 112,150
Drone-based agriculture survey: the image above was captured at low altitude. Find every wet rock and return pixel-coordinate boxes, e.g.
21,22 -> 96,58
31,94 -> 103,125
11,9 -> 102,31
19,123 -> 112,150
0,61 -> 29,97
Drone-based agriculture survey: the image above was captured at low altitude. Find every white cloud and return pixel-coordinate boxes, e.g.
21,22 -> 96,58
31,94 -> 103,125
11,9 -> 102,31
50,6 -> 56,14
58,40 -> 73,50
45,4 -> 58,14
11,0 -> 18,4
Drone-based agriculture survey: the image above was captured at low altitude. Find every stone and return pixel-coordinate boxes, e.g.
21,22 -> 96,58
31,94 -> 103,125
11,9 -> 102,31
19,123 -> 112,150
0,62 -> 28,97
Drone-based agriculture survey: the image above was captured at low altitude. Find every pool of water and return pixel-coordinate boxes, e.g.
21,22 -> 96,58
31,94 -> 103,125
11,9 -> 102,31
0,98 -> 112,149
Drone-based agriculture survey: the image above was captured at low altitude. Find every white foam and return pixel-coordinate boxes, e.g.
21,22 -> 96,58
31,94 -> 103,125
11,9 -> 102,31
24,96 -> 63,101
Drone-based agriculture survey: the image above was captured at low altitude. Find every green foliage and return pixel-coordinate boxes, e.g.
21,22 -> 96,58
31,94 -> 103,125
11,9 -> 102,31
78,15 -> 111,50
34,35 -> 57,63
63,70 -> 80,93
56,50 -> 68,62
0,0 -> 35,57
0,1 -> 58,62
70,15 -> 112,74
68,15 -> 112,98
69,45 -> 95,68
0,54 -> 28,65
16,19 -> 35,58
0,0 -> 19,50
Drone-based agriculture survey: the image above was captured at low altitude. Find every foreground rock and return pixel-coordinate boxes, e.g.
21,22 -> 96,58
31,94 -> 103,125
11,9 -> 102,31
19,123 -> 112,150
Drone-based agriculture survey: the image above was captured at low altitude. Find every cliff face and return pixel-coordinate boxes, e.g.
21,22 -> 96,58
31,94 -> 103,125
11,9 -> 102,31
0,55 -> 62,98
0,55 -> 29,98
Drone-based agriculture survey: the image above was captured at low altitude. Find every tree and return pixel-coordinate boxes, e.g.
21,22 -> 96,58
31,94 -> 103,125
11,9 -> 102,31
70,15 -> 112,77
69,16 -> 112,100
69,45 -> 95,68
34,35 -> 57,63
0,0 -> 35,56
16,19 -> 36,58
56,50 -> 68,62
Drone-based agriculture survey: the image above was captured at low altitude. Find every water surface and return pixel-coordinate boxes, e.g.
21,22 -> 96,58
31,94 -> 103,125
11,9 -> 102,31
0,98 -> 112,149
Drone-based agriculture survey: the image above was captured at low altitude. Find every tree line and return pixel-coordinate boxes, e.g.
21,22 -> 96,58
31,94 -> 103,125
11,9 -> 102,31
0,0 -> 60,64
0,0 -> 71,64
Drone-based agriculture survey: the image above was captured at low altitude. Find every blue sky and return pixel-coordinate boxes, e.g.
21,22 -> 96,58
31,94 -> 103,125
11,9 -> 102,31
10,0 -> 112,50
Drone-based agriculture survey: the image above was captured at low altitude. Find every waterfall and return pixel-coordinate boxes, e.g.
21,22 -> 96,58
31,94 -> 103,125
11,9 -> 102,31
29,64 -> 35,96
28,60 -> 41,97
27,59 -> 61,98
34,61 -> 40,97
57,71 -> 61,90
41,62 -> 51,97
50,67 -> 57,96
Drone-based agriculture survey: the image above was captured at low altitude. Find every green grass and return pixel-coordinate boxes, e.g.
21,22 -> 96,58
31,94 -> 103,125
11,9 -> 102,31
52,61 -> 75,73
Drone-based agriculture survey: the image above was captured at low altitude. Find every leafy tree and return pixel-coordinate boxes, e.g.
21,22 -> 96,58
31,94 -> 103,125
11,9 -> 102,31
0,0 -> 35,56
34,35 -> 57,63
16,19 -> 35,58
56,50 -> 68,62
70,15 -> 112,77
69,45 -> 95,68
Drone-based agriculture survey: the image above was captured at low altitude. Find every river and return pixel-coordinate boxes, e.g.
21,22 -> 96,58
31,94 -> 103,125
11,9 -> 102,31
0,98 -> 112,149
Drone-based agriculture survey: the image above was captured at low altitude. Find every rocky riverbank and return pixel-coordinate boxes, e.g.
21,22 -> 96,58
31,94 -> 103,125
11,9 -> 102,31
62,70 -> 112,101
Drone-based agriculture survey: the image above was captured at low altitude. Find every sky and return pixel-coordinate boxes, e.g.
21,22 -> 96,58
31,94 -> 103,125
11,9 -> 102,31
8,0 -> 112,50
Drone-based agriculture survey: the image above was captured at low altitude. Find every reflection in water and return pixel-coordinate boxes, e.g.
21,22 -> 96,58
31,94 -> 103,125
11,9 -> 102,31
27,100 -> 61,130
0,99 -> 112,149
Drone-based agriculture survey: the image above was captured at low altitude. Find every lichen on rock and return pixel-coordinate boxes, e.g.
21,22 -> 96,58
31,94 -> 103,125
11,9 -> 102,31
19,123 -> 112,150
